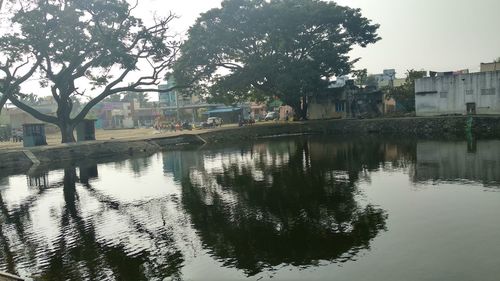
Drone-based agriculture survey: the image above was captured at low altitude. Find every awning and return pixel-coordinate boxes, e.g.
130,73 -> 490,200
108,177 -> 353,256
203,107 -> 241,115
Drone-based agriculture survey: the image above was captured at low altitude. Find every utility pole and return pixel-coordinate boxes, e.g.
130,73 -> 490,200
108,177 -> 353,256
175,90 -> 180,121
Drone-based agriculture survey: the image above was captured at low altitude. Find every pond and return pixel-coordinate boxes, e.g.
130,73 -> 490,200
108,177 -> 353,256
1,136 -> 500,281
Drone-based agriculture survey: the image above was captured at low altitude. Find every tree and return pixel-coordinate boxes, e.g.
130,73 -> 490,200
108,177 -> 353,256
0,0 -> 42,114
18,93 -> 41,105
103,94 -> 123,103
352,69 -> 368,87
365,74 -> 378,89
121,91 -> 149,107
174,0 -> 379,119
383,70 -> 426,112
1,0 -> 178,143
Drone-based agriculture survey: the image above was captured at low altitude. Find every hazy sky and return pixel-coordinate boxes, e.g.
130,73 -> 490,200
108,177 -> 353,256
2,0 -> 499,98
136,0 -> 500,78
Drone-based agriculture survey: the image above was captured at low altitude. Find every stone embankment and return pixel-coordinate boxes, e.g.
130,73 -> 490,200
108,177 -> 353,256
198,115 -> 500,142
1,115 -> 499,174
0,134 -> 203,174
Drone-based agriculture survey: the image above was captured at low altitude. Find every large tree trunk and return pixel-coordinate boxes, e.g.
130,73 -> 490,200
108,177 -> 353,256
57,96 -> 77,143
291,96 -> 308,120
63,168 -> 78,216
301,95 -> 308,120
59,121 -> 76,143
0,94 -> 7,115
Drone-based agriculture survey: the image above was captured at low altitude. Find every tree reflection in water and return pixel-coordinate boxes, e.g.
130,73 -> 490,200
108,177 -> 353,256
0,160 -> 185,281
0,136 -> 408,280
180,138 -> 389,276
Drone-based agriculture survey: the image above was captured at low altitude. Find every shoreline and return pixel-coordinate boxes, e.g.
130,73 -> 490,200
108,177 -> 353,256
1,115 -> 499,176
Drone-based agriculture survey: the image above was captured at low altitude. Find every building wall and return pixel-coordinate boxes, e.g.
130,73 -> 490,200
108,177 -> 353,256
307,97 -> 345,120
379,78 -> 406,88
279,105 -> 295,120
99,102 -> 135,129
159,81 -> 200,108
415,71 -> 500,116
0,110 -> 10,125
7,109 -> 43,129
158,84 -> 177,107
384,95 -> 396,113
480,62 -> 500,72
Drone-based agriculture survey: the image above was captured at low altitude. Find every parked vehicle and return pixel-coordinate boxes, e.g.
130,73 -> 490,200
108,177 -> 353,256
264,112 -> 278,121
0,125 -> 11,142
11,128 -> 23,142
243,118 -> 255,125
203,117 -> 223,128
182,121 -> 192,130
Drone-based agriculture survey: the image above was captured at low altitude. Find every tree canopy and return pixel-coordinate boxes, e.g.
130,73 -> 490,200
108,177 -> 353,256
174,0 -> 380,117
383,70 -> 426,112
0,0 -> 178,142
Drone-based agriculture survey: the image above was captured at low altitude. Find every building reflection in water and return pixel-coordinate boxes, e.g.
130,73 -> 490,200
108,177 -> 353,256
128,157 -> 154,176
163,150 -> 205,183
415,140 -> 500,186
26,172 -> 49,188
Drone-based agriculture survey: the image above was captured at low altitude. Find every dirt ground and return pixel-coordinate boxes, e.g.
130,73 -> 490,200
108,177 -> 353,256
0,124 -> 243,150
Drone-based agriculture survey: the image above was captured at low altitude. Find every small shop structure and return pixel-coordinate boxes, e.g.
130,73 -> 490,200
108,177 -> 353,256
76,119 -> 97,142
22,123 -> 47,147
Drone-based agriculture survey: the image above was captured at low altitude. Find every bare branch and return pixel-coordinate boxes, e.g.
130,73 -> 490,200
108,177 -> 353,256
8,95 -> 58,124
12,56 -> 42,89
12,58 -> 31,77
51,86 -> 60,102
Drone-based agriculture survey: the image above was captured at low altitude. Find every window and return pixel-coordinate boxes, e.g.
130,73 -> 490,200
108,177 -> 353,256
465,90 -> 473,95
440,91 -> 448,98
481,88 -> 496,95
335,102 -> 345,112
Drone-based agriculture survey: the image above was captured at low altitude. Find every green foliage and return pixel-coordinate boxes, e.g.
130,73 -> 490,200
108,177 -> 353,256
174,0 -> 380,111
104,91 -> 150,106
383,70 -> 426,112
352,69 -> 368,87
103,94 -> 122,103
365,74 -> 378,89
0,0 -> 41,113
121,91 -> 150,106
18,93 -> 41,105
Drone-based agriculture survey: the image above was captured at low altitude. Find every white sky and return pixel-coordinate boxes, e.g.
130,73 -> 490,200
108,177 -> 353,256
135,0 -> 500,77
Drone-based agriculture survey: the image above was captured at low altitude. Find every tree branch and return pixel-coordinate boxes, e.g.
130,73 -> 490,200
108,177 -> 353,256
12,56 -> 42,89
8,95 -> 58,124
0,94 -> 9,114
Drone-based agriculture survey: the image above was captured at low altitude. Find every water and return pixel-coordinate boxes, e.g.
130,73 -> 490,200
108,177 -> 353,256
1,136 -> 500,281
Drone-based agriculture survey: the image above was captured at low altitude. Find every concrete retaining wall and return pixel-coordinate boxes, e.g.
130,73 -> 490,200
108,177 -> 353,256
198,116 -> 500,143
0,151 -> 32,174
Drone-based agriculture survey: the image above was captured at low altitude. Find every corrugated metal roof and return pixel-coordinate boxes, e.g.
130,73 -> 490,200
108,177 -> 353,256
204,107 -> 241,114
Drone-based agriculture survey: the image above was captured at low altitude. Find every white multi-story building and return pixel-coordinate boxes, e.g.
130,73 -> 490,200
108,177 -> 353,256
415,71 -> 500,116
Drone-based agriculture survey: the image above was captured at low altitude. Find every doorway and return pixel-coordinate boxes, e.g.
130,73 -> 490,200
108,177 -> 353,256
466,103 -> 476,115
